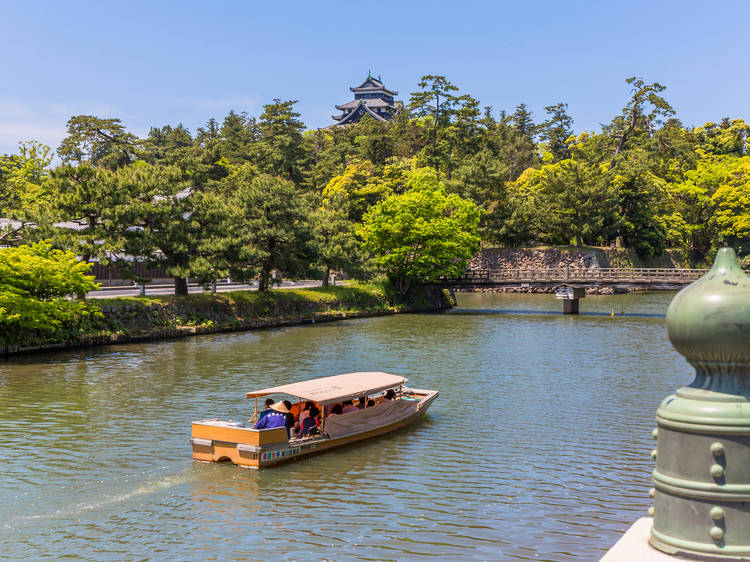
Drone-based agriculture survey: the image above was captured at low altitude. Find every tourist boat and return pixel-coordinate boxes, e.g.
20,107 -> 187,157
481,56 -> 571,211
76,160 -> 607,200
190,372 -> 439,468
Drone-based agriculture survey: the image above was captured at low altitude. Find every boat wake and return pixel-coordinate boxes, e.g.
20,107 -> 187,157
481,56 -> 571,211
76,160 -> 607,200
6,470 -> 192,528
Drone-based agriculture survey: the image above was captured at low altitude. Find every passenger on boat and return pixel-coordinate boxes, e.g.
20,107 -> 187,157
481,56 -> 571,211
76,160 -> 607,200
342,400 -> 358,413
357,397 -> 366,409
257,398 -> 275,421
254,401 -> 291,436
384,389 -> 396,400
282,400 -> 295,432
298,405 -> 320,437
298,401 -> 315,427
329,404 -> 343,416
366,399 -> 375,408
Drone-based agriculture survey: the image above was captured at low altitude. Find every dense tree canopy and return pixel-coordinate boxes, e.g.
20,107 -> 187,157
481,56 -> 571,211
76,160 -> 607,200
2,73 -> 750,298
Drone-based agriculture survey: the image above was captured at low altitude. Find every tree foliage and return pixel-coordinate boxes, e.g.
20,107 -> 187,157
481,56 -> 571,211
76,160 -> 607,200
114,162 -> 195,293
4,71 -> 750,301
218,169 -> 315,290
360,169 -> 480,295
0,242 -> 100,344
0,141 -> 53,243
58,115 -> 138,170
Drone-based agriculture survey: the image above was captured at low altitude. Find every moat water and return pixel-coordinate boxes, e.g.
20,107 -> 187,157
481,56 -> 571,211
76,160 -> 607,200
0,291 -> 688,560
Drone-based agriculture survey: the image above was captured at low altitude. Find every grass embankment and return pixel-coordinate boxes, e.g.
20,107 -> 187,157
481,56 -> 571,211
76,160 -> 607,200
1,281 -> 452,356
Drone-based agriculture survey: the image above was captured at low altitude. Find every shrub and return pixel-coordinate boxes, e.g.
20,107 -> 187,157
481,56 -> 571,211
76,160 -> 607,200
0,242 -> 100,345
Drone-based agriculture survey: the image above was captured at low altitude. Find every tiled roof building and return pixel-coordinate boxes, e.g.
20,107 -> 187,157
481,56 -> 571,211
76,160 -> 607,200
330,73 -> 403,126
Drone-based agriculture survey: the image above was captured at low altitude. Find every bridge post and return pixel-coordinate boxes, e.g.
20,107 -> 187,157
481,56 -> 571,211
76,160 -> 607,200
555,285 -> 585,314
650,248 -> 750,558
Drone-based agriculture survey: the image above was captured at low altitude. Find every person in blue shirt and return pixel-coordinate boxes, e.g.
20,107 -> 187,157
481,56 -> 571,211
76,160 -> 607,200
254,401 -> 291,437
257,398 -> 275,422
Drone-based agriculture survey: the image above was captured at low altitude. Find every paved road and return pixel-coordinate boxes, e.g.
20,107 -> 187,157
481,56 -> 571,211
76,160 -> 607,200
88,280 -> 323,298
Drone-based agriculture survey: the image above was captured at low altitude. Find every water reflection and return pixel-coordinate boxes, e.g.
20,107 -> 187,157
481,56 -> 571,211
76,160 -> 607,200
0,291 -> 690,560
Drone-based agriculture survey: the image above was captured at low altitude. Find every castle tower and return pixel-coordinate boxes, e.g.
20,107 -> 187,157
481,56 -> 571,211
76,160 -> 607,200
330,73 -> 403,126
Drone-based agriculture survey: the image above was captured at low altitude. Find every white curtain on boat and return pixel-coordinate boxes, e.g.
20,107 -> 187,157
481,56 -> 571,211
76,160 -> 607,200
323,399 -> 419,439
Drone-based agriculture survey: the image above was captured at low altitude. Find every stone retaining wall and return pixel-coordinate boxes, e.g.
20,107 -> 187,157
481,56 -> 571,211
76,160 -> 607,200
0,285 -> 453,357
470,247 -> 689,271
457,285 -> 633,295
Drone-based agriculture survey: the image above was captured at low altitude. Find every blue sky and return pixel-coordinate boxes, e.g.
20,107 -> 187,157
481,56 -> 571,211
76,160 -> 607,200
1,0 -> 749,155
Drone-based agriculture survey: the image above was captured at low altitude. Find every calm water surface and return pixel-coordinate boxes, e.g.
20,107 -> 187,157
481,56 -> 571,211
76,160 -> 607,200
0,291 -> 691,560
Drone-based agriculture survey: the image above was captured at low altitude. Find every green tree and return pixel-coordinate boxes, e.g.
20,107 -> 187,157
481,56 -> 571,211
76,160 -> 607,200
409,75 -> 461,174
608,77 -> 674,167
485,116 -> 539,181
510,103 -> 535,139
322,161 -> 392,222
195,118 -> 221,145
257,100 -> 307,185
538,103 -> 574,162
46,164 -> 122,263
305,126 -> 359,190
312,191 -> 365,286
513,159 -> 618,246
219,169 -> 316,291
141,124 -> 194,165
114,162 -> 196,294
386,108 -> 426,159
694,118 -> 750,157
409,75 -> 460,124
490,167 -> 541,246
0,142 -> 53,244
354,115 -> 394,166
707,156 -> 750,258
0,242 -> 99,345
359,168 -> 481,296
448,149 -> 507,209
57,115 -> 138,170
668,154 -> 728,261
646,118 -> 699,181
219,110 -> 258,164
610,155 -> 672,258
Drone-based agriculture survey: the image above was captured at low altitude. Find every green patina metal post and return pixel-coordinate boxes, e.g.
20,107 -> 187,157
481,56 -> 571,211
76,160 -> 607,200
651,248 -> 750,558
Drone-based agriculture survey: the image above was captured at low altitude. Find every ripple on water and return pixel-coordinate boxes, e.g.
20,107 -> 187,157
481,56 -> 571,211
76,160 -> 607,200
0,292 -> 686,560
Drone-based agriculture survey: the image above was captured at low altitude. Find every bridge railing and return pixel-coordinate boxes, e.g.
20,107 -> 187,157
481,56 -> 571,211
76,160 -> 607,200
446,267 -> 711,284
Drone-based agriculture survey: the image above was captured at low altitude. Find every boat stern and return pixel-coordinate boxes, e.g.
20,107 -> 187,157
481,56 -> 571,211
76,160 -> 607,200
190,420 -> 288,467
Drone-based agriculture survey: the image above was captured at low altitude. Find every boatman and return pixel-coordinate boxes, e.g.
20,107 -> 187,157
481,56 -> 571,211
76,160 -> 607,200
257,398 -> 275,422
254,401 -> 291,437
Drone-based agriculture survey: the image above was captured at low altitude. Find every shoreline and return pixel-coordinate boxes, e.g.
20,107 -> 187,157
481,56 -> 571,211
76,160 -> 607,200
0,307 -> 403,358
1,283 -> 453,358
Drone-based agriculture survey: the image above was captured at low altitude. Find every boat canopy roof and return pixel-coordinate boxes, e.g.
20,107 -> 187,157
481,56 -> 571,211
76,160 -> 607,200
245,372 -> 408,406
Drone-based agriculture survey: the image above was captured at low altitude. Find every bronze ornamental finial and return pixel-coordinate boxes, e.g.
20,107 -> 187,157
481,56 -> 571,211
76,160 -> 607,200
651,247 -> 750,558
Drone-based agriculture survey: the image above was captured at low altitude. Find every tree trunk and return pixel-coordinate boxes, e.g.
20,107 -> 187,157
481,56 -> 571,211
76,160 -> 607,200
258,267 -> 271,292
394,277 -> 410,298
174,276 -> 188,295
321,267 -> 330,288
576,236 -> 583,247
610,108 -> 639,169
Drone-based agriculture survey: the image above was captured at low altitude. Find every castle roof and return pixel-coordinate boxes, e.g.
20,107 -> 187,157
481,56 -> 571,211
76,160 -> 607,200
350,75 -> 398,96
335,97 -> 394,110
332,100 -> 390,125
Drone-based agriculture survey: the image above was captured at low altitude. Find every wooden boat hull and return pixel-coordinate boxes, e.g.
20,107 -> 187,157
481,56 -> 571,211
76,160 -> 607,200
191,388 -> 438,469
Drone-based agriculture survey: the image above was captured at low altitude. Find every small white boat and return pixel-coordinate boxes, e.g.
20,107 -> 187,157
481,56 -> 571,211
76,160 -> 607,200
190,372 -> 439,468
